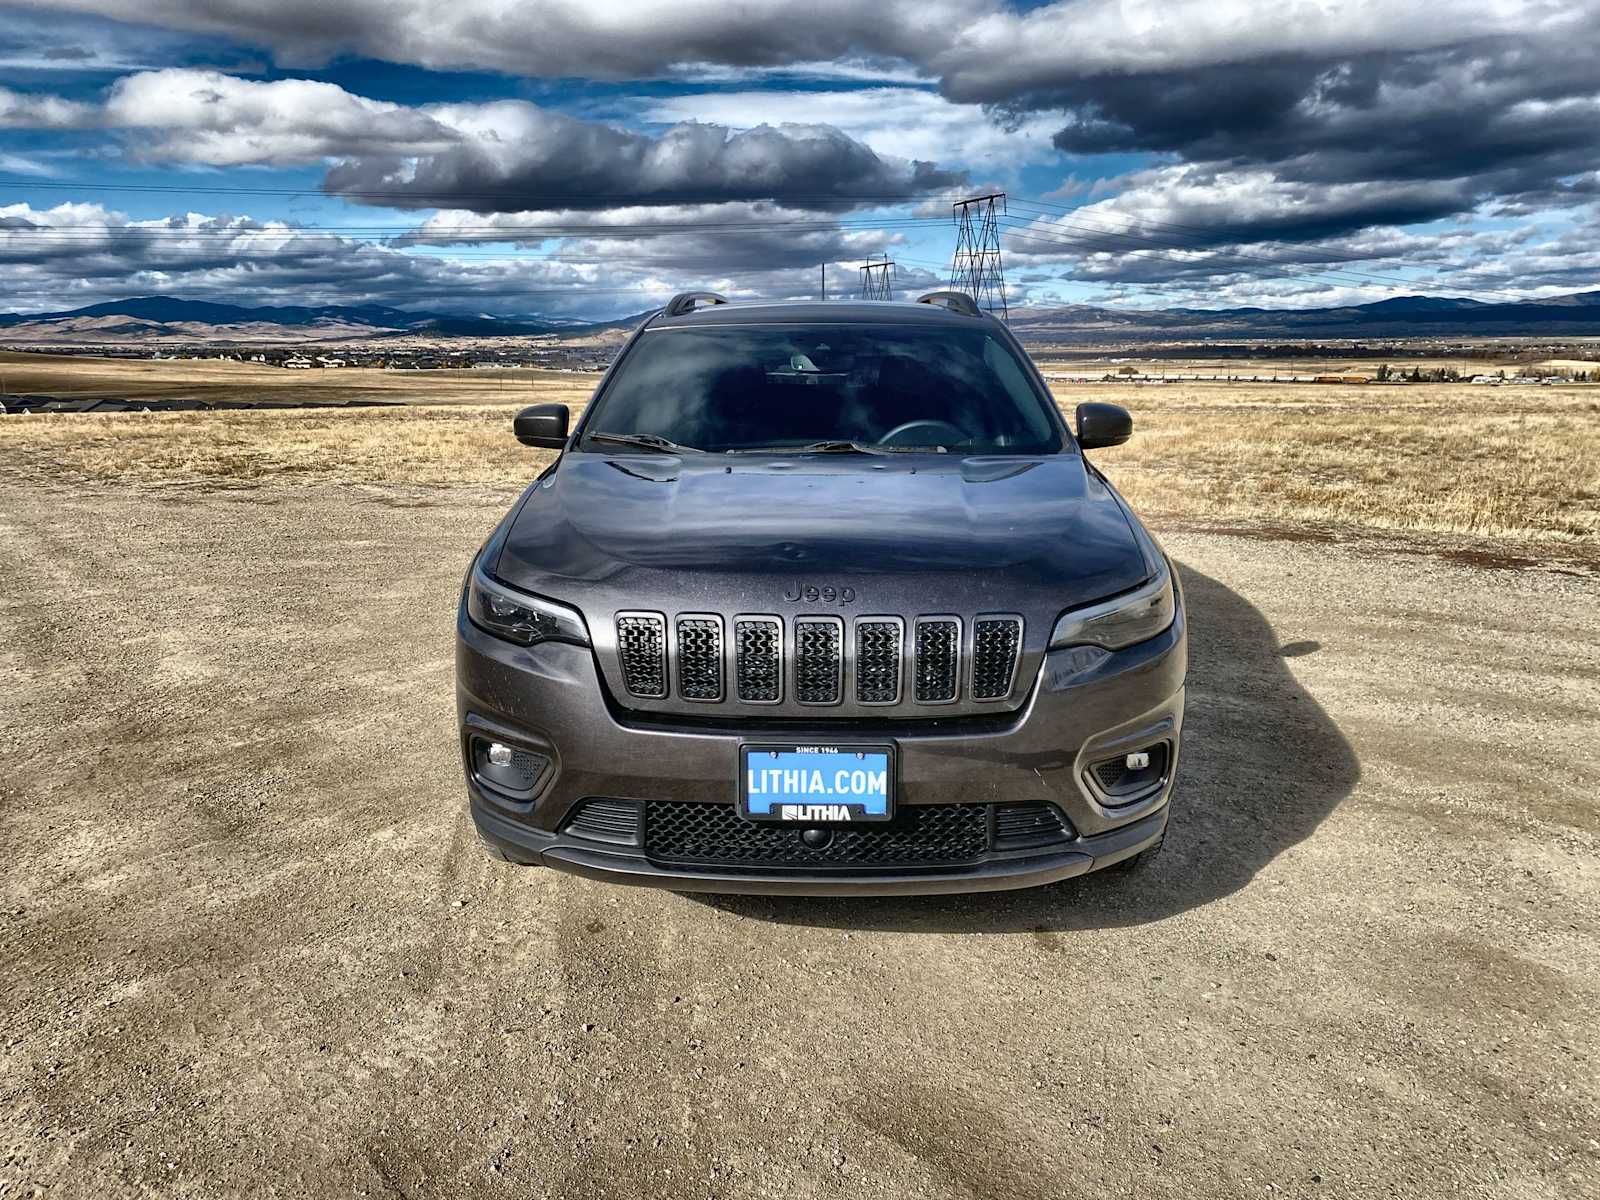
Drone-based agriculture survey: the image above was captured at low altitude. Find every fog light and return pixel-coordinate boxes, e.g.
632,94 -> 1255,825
470,737 -> 551,799
1088,742 -> 1170,801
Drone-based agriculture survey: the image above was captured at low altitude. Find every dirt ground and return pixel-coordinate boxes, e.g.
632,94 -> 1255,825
1,474 -> 1596,1199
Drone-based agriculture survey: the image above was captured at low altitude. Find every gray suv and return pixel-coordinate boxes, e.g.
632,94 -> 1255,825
456,291 -> 1186,894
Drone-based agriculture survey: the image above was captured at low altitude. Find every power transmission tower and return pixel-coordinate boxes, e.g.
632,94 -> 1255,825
859,257 -> 895,301
950,193 -> 1008,319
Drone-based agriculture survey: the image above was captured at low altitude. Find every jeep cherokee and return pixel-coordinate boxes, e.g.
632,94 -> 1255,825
456,290 -> 1186,894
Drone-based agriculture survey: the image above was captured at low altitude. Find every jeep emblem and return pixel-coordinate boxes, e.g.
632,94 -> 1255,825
784,584 -> 856,604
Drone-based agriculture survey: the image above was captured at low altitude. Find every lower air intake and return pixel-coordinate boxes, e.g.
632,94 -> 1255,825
563,798 -> 643,846
644,801 -> 988,870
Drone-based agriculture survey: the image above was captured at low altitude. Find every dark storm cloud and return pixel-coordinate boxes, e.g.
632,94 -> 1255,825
322,111 -> 965,212
0,201 -> 918,317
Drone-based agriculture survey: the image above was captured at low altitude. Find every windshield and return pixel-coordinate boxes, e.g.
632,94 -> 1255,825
581,323 -> 1064,454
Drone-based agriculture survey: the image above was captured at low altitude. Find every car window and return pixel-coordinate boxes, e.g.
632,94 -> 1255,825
582,324 -> 1063,453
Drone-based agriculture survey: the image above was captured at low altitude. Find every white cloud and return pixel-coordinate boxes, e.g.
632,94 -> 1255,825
0,86 -> 96,129
641,87 -> 1058,174
0,200 -> 921,317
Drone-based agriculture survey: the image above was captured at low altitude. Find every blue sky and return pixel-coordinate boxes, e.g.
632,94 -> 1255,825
0,1 -> 1596,318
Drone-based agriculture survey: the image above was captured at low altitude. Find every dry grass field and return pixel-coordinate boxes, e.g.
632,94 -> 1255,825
3,359 -> 1596,560
4,353 -> 1599,1198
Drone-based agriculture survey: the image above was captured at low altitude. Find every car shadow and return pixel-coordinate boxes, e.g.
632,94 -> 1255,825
691,561 -> 1360,932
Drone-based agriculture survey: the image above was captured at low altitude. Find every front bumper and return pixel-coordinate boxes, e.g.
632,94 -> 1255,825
456,603 -> 1185,896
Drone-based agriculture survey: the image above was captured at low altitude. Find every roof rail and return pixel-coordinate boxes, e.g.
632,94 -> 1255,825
914,290 -> 982,318
663,291 -> 730,318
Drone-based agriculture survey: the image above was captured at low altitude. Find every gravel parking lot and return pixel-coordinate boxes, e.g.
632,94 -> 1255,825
2,481 -> 1596,1198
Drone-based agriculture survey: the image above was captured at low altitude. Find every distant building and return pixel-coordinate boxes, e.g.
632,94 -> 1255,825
283,356 -> 315,369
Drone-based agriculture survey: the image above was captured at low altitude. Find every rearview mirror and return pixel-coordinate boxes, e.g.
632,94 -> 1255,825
1075,402 -> 1132,450
514,403 -> 569,449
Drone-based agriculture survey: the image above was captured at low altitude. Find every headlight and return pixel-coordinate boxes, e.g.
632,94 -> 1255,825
467,562 -> 589,646
1049,562 -> 1175,651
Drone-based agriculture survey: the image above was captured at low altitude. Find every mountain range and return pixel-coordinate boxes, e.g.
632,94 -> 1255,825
1,291 -> 1598,345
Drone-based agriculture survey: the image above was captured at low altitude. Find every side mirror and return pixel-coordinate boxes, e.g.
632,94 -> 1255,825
1075,402 -> 1132,450
513,403 -> 569,449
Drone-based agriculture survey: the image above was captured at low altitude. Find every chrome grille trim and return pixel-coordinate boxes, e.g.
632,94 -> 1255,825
913,616 -> 961,704
793,616 -> 844,705
614,611 -> 667,699
732,615 -> 783,704
673,613 -> 725,702
971,615 -> 1024,702
853,616 -> 904,705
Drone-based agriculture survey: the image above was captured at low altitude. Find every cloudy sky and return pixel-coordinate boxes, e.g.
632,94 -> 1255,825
0,0 -> 1596,318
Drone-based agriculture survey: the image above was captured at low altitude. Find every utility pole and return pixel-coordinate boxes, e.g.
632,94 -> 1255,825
950,192 -> 1008,320
820,263 -> 826,301
859,257 -> 895,301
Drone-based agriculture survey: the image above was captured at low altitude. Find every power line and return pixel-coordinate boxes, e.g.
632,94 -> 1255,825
859,256 -> 895,300
951,193 -> 1007,319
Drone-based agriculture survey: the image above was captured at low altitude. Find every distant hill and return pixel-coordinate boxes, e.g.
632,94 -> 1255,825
1007,290 -> 1600,342
1,290 -> 1598,346
0,296 -> 571,343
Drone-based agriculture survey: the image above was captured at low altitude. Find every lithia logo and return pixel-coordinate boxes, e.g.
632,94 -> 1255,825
783,584 -> 856,603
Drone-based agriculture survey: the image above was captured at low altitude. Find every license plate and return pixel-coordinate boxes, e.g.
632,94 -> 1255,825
739,744 -> 895,823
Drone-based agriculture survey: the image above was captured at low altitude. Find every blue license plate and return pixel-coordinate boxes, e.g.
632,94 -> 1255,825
739,744 -> 895,823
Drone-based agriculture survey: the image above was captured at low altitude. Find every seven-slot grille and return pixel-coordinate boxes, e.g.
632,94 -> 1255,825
613,611 -> 1023,707
674,615 -> 724,701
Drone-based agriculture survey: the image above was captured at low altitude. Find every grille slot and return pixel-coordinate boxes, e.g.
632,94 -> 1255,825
675,614 -> 724,701
733,617 -> 782,703
563,798 -> 643,847
794,617 -> 843,705
615,612 -> 667,698
854,618 -> 903,704
914,617 -> 961,703
971,616 -> 1023,701
645,801 -> 988,870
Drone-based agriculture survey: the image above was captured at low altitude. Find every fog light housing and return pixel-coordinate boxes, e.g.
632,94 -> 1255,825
470,737 -> 550,800
1088,742 -> 1169,802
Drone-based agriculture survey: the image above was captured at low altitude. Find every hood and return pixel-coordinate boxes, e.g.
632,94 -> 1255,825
493,451 -> 1151,623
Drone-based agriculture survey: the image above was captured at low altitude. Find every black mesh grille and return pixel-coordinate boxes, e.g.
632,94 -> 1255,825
794,619 -> 842,704
615,614 -> 666,698
675,616 -> 723,701
644,801 -> 988,870
734,618 -> 781,702
855,619 -> 902,704
915,619 -> 960,703
1093,760 -> 1128,789
972,617 -> 1022,700
563,798 -> 642,847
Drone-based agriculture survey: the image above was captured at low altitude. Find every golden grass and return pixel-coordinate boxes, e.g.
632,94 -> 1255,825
3,368 -> 1597,552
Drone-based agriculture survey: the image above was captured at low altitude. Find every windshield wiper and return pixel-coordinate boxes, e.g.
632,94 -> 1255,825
731,440 -> 888,455
586,431 -> 701,454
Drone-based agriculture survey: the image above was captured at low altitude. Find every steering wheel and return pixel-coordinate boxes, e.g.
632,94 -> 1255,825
877,419 -> 968,448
